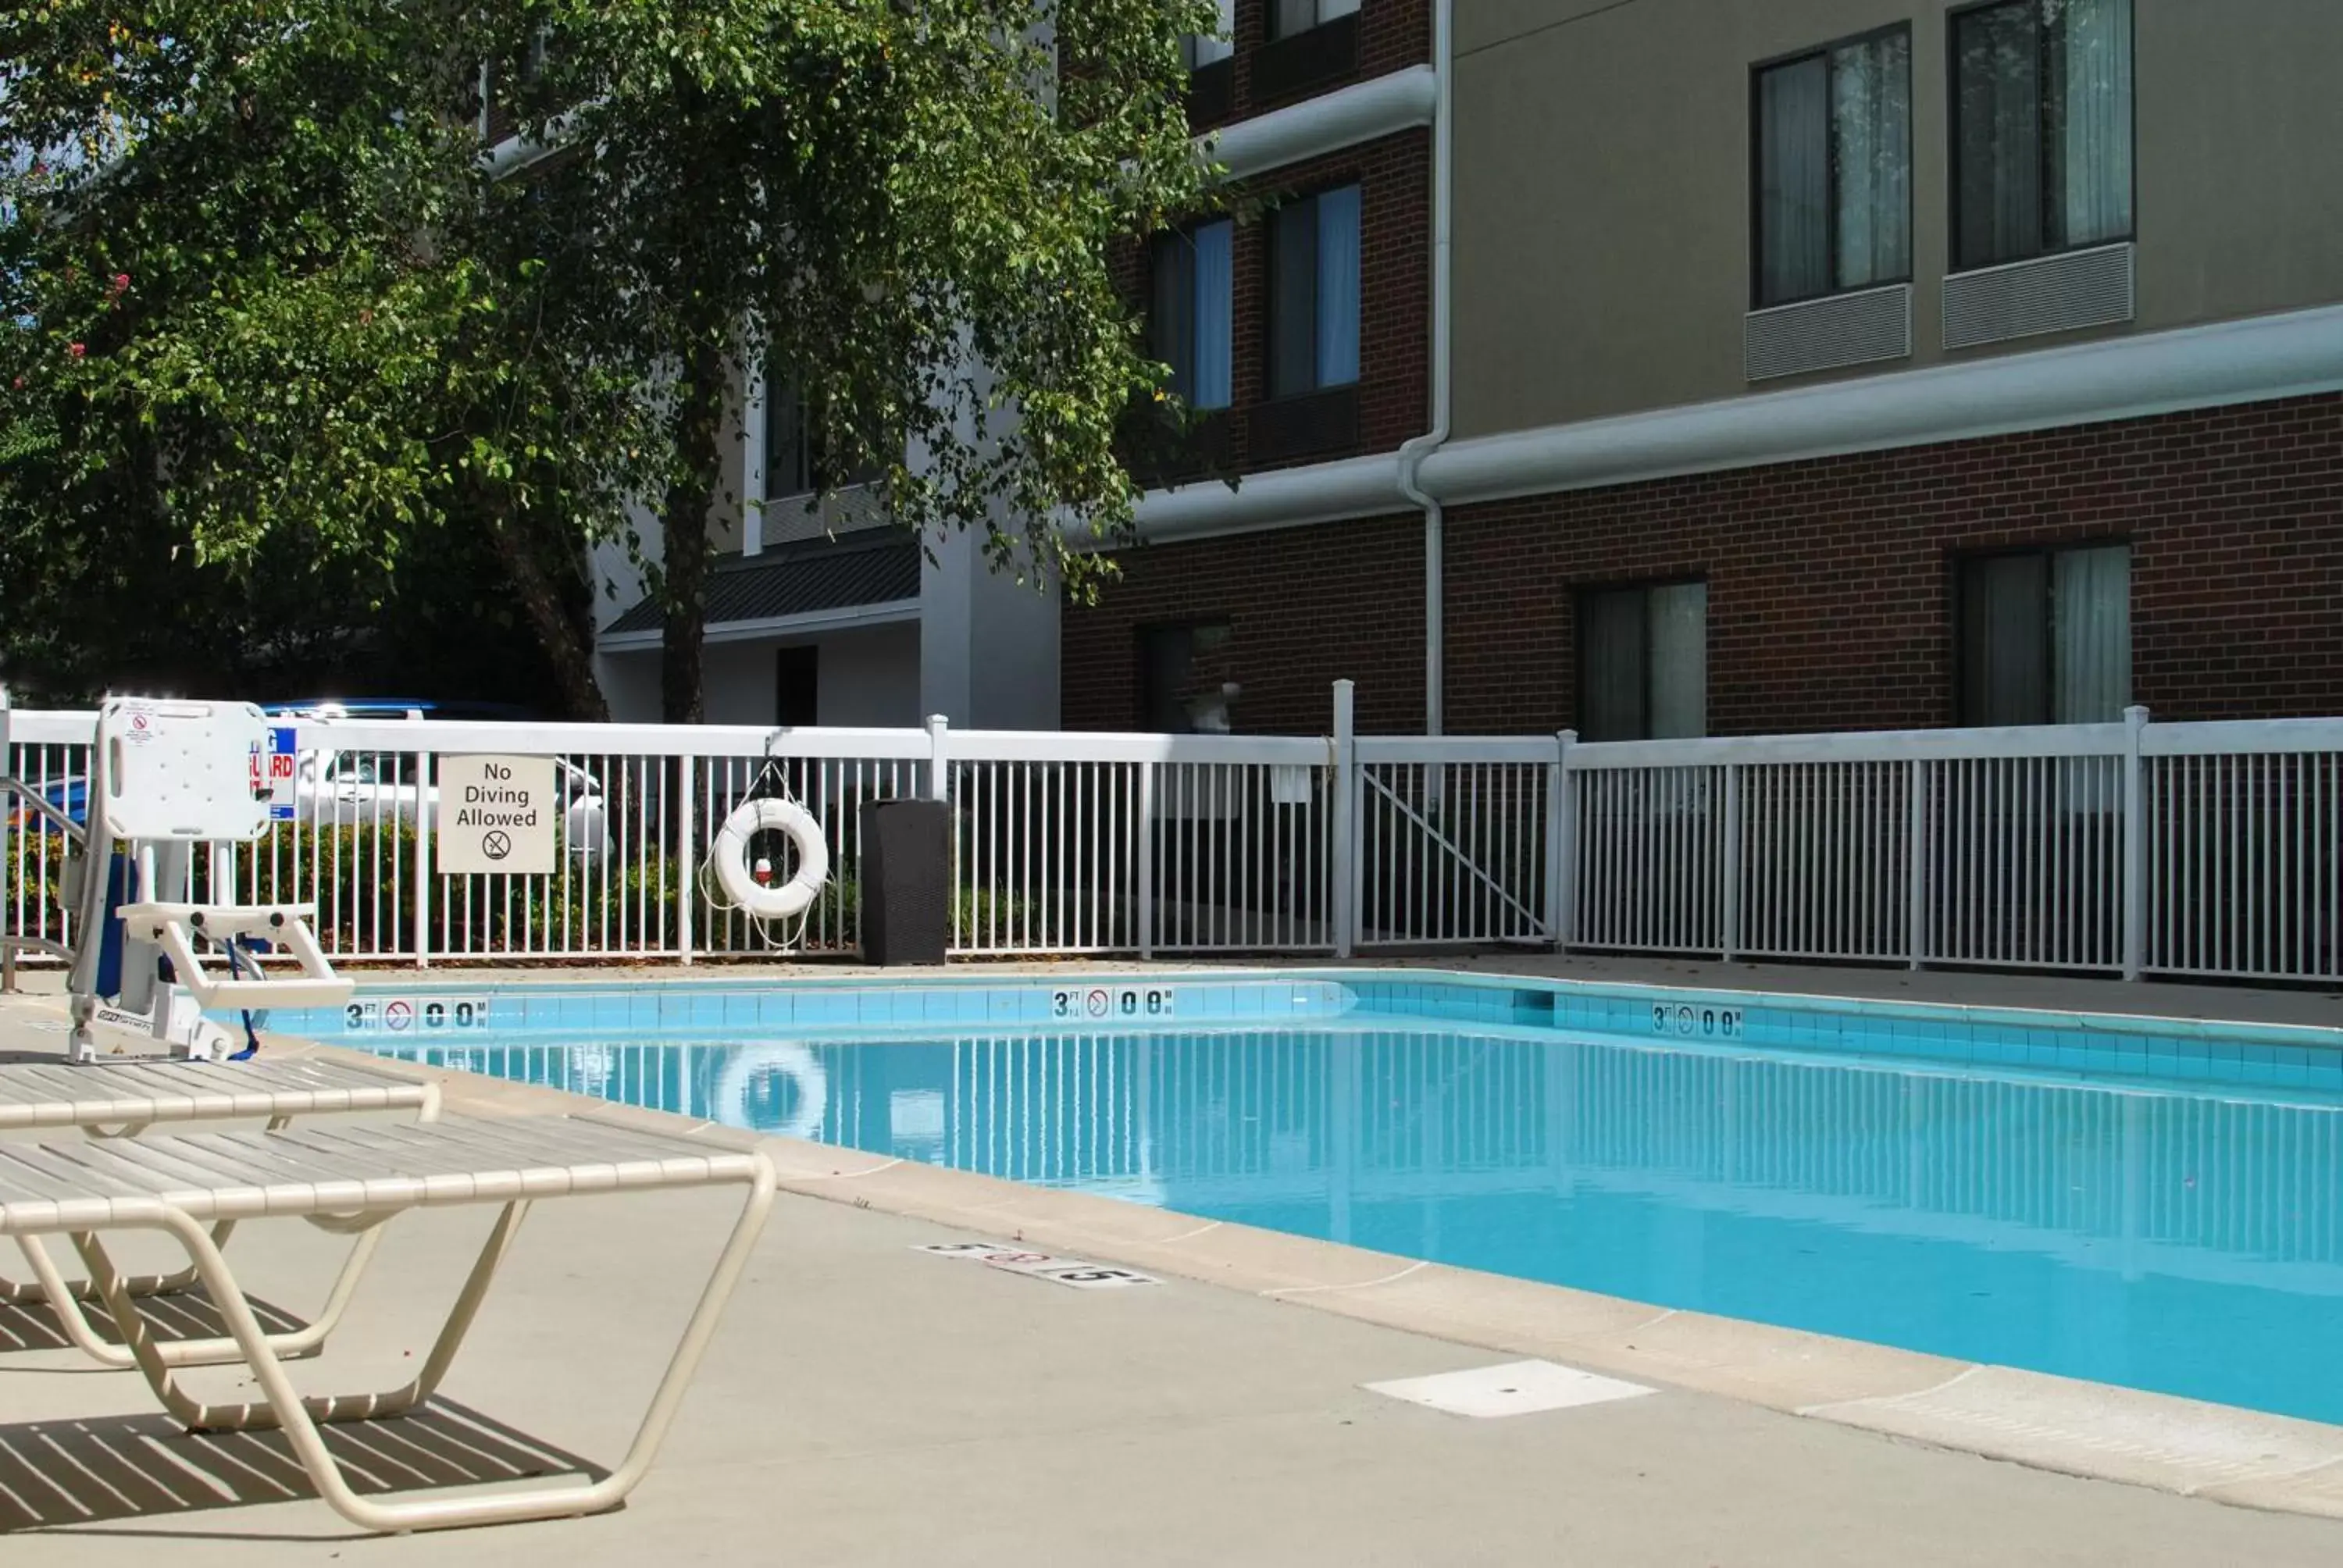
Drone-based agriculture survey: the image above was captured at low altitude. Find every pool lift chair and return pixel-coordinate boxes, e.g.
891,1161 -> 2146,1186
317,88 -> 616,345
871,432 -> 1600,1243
48,697 -> 352,1062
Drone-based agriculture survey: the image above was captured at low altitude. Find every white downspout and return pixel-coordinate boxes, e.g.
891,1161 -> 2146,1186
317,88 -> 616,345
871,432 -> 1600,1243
1395,0 -> 1453,739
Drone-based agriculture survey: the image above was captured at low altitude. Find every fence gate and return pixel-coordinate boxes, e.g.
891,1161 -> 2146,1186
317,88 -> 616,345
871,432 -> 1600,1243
1350,739 -> 1560,950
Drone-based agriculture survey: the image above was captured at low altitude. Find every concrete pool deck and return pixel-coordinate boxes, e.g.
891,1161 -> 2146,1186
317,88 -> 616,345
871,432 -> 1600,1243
2,962 -> 2343,1560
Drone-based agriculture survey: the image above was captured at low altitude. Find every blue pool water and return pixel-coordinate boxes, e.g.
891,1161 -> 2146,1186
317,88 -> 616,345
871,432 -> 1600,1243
307,975 -> 2343,1427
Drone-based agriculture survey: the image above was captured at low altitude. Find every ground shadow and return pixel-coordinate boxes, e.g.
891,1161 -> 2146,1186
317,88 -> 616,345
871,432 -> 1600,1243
0,1398 -> 599,1533
0,1288 -> 310,1358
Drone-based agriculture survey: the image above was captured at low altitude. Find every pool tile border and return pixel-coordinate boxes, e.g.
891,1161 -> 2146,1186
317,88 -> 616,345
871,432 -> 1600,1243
268,964 -> 2343,1103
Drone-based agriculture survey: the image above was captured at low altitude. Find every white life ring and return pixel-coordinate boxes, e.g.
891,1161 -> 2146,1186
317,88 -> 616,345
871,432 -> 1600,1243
711,797 -> 829,920
712,1042 -> 829,1140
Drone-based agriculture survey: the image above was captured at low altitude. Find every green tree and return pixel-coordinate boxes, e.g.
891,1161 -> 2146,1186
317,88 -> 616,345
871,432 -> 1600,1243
490,0 -> 1215,720
0,0 -> 662,714
1,1 -> 1216,720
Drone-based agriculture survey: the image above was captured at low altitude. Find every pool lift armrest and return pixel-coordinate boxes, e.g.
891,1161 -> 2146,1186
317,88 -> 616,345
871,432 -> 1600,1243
116,902 -> 354,1014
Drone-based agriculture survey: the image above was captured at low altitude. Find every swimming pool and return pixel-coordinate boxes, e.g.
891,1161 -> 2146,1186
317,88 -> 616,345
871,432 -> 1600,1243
282,972 -> 2343,1428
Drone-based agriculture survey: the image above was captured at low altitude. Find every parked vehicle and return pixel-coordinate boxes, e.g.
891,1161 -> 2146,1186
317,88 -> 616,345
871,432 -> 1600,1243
274,704 -> 606,861
5,700 -> 607,863
298,750 -> 607,860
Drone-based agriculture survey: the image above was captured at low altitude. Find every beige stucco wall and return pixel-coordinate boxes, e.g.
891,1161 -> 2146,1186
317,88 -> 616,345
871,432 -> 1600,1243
1450,0 -> 2343,438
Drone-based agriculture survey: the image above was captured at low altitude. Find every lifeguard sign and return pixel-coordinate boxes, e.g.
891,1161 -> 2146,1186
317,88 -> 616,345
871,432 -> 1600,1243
247,725 -> 299,821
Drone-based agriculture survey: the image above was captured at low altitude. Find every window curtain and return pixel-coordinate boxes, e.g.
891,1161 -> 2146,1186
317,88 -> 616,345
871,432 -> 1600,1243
2056,0 -> 2133,247
1190,220 -> 1233,409
1268,200 -> 1317,397
1953,2 -> 2042,270
1960,554 -> 2049,725
2052,544 -> 2131,724
1148,233 -> 1191,401
1314,185 -> 1361,387
1831,32 -> 1910,290
1579,590 -> 1648,743
1756,55 -> 1829,305
1647,583 -> 1708,739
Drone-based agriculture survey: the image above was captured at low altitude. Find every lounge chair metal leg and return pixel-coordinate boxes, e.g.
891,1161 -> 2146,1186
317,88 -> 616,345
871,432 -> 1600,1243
5,1220 -> 234,1306
66,1160 -> 774,1534
112,1199 -> 530,1433
23,1211 -> 388,1370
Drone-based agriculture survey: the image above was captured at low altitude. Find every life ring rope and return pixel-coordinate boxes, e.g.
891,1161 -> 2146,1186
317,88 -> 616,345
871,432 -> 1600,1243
703,794 -> 830,950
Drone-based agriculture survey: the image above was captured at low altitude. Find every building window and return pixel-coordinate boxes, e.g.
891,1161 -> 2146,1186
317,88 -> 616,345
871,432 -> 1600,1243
1956,543 -> 2131,725
1752,27 -> 1911,308
1268,0 -> 1358,41
1578,582 -> 1707,743
775,645 -> 819,728
1952,0 -> 2134,273
1183,0 -> 1235,66
765,374 -> 816,500
1139,622 -> 1233,733
1266,185 -> 1361,400
1149,219 -> 1234,410
765,368 -> 883,500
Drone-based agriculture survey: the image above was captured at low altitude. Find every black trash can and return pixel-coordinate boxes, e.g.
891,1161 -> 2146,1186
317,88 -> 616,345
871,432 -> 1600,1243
858,798 -> 950,966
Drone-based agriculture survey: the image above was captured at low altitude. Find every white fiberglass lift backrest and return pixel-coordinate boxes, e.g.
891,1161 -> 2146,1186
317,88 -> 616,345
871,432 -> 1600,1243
63,697 -> 352,1062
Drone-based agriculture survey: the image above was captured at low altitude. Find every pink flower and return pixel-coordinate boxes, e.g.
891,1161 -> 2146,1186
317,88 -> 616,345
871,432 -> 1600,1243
110,273 -> 130,295
67,343 -> 85,358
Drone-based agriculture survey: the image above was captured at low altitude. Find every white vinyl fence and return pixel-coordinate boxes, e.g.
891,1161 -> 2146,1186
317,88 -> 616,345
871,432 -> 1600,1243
5,685 -> 2341,984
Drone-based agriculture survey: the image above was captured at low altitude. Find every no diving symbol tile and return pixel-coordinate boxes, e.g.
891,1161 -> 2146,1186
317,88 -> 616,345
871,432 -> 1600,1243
916,1242 -> 1160,1291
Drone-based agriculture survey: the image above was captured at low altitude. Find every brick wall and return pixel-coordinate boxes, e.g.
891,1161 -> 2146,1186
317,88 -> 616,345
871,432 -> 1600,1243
1194,0 -> 1432,130
1061,511 -> 1426,734
1065,393 -> 2343,734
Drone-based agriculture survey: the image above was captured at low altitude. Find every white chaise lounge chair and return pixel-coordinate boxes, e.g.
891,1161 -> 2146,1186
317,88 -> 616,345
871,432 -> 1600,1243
0,1113 -> 775,1534
0,1057 -> 439,1370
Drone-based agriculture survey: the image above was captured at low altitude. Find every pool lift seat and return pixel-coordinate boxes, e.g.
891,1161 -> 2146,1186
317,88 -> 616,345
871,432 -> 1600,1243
62,698 -> 352,1063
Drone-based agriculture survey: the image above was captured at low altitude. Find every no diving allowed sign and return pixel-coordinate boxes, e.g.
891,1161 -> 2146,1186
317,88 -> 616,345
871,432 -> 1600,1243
916,1242 -> 1159,1290
438,755 -> 556,875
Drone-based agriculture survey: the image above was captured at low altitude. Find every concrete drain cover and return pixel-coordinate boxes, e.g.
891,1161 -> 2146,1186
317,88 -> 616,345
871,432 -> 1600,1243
1364,1360 -> 1655,1419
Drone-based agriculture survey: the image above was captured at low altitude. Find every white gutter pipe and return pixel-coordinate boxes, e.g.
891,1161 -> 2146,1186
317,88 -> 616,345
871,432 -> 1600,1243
1394,0 -> 1453,739
1128,297 -> 2343,546
1209,64 -> 1437,180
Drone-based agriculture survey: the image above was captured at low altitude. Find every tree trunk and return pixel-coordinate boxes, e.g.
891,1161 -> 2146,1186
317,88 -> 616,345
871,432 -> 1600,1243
659,339 -> 729,726
486,502 -> 611,722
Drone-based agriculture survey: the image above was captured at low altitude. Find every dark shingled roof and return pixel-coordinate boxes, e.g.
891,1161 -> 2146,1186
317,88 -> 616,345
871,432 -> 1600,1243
606,533 -> 920,636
